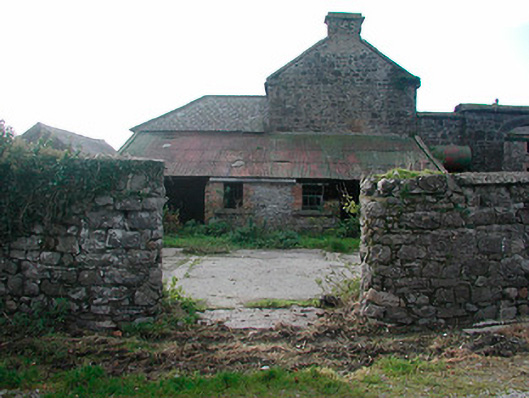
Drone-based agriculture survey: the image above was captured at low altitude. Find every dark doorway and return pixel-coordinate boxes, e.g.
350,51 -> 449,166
165,177 -> 208,223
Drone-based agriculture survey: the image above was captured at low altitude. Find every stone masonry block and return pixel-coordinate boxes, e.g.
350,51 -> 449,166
115,197 -> 142,211
40,252 -> 61,265
127,211 -> 155,230
56,236 -> 80,254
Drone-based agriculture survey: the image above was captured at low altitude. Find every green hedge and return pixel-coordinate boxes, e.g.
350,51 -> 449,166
0,129 -> 162,244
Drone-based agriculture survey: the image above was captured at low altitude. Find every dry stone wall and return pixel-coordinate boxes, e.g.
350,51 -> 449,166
359,172 -> 529,327
0,159 -> 165,330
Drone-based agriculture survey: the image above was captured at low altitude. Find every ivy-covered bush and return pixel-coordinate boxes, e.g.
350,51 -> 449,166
0,121 -> 161,244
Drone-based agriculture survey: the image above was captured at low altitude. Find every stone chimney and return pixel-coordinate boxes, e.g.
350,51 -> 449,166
325,12 -> 364,38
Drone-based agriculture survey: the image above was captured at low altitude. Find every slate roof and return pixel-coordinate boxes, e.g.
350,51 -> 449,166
131,96 -> 267,133
21,123 -> 116,156
121,131 -> 438,179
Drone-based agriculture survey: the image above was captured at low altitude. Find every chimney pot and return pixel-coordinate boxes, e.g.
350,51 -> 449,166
325,12 -> 364,38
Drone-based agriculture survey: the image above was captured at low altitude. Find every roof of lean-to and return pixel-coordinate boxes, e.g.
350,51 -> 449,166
121,131 -> 439,179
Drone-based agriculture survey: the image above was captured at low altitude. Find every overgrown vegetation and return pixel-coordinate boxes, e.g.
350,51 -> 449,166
316,262 -> 361,304
163,219 -> 360,254
244,298 -> 319,309
374,167 -> 443,180
122,277 -> 204,340
0,297 -> 70,337
0,120 -> 162,243
1,320 -> 528,397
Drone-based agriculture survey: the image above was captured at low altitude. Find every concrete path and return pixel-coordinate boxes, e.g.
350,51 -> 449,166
162,248 -> 360,308
162,248 -> 360,329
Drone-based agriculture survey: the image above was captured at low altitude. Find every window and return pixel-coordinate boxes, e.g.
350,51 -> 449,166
302,184 -> 324,210
223,182 -> 243,209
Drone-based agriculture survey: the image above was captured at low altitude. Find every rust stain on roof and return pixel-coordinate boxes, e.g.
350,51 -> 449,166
122,132 -> 436,179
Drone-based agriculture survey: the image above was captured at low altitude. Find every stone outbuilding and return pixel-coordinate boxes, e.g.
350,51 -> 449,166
21,122 -> 116,157
120,12 -> 529,229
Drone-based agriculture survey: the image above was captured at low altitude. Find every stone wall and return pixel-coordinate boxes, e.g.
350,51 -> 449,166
0,159 -> 165,330
359,172 -> 529,327
418,106 -> 529,172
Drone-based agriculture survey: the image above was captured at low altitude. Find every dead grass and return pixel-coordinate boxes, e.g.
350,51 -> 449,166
1,313 -> 529,397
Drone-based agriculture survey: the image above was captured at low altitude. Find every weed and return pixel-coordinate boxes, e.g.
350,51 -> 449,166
205,219 -> 232,236
0,363 -> 40,389
182,219 -> 207,235
122,277 -> 204,339
299,236 -> 360,253
183,258 -> 201,278
244,298 -> 319,309
45,366 -> 365,398
377,356 -> 445,377
316,262 -> 361,305
162,206 -> 181,234
374,167 -> 443,181
163,219 -> 361,253
0,298 -> 69,337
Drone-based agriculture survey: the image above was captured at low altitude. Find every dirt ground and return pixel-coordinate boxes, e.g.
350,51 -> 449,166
3,311 -> 529,395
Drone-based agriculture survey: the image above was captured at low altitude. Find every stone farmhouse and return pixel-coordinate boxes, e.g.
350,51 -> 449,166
120,12 -> 529,229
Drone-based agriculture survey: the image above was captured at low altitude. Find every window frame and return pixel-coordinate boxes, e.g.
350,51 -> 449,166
302,183 -> 324,211
223,182 -> 243,209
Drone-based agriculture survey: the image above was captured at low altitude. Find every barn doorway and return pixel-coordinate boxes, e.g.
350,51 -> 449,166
165,177 -> 208,223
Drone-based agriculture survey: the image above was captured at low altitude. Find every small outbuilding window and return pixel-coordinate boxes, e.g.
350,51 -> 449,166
302,184 -> 324,210
224,182 -> 243,209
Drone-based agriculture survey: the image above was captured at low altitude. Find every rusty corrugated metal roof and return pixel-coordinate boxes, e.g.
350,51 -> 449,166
121,131 -> 437,179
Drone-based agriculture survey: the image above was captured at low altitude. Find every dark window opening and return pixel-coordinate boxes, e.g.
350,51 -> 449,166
302,184 -> 324,210
526,142 -> 529,154
224,182 -> 243,209
299,179 -> 359,217
165,177 -> 208,223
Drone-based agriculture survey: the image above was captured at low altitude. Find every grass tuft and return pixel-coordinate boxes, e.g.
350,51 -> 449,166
244,298 -> 319,309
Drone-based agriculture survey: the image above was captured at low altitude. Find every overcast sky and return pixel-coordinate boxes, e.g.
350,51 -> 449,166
1,0 -> 528,149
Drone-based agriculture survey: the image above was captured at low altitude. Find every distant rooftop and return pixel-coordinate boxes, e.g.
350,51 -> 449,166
21,123 -> 116,156
455,104 -> 529,114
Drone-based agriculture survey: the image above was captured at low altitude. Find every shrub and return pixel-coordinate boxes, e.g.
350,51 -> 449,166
229,219 -> 262,245
182,219 -> 207,236
0,298 -> 70,336
336,217 -> 360,238
205,219 -> 232,236
163,207 -> 181,234
266,230 -> 300,249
